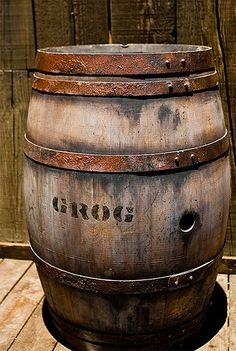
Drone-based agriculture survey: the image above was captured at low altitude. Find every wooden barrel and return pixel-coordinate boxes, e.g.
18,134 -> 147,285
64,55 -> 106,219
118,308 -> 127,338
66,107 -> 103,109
24,44 -> 231,350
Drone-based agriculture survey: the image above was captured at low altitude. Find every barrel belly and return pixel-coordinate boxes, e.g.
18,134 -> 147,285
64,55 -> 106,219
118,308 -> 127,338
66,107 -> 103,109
23,44 -> 231,349
24,156 -> 230,279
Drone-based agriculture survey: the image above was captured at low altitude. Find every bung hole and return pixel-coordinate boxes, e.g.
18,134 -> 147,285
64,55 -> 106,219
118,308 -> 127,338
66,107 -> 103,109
179,212 -> 196,233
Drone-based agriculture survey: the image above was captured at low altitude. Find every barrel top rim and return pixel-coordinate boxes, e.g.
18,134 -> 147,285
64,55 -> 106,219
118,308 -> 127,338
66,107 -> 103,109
37,44 -> 212,55
35,44 -> 214,76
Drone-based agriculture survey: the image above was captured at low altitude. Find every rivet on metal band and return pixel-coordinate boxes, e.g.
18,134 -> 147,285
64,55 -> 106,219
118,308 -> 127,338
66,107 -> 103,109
32,70 -> 218,97
24,131 -> 229,173
31,246 -> 222,294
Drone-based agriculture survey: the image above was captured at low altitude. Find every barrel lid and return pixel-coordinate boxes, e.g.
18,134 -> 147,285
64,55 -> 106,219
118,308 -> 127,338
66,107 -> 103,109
35,44 -> 214,76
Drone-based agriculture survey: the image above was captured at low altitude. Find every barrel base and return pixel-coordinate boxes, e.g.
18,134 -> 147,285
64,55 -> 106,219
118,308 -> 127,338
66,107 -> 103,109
42,299 -> 207,351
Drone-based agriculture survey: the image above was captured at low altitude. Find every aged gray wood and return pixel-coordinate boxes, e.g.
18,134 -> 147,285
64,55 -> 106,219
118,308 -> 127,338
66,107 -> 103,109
54,344 -> 69,351
0,264 -> 44,350
0,242 -> 32,260
8,300 -> 57,351
217,0 -> 236,258
24,45 -> 230,347
0,71 -> 30,243
73,0 -> 109,44
0,0 -> 35,69
218,0 -> 236,161
0,259 -> 31,304
176,0 -> 236,259
110,0 -> 175,44
33,0 -> 74,49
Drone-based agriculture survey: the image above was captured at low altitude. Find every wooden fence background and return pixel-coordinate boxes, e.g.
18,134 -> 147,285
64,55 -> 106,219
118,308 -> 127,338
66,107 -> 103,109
0,0 -> 235,263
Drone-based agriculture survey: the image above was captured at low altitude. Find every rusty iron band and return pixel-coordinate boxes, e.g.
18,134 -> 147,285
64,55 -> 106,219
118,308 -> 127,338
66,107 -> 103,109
46,300 -> 207,347
24,132 -> 229,173
32,246 -> 222,294
36,45 -> 214,76
32,71 -> 218,96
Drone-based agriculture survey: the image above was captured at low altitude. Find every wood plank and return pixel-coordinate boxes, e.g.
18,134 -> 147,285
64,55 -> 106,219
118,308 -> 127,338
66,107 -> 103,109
33,0 -> 74,49
176,0 -> 236,258
0,71 -> 31,243
176,0 -> 228,135
218,0 -> 236,161
0,0 -> 35,69
225,163 -> 236,256
9,300 -> 57,351
110,0 -> 175,44
0,71 -> 16,242
0,264 -> 44,351
198,274 -> 229,350
219,256 -> 236,274
54,344 -> 69,351
217,0 -> 236,262
12,71 -> 31,242
0,242 -> 32,260
221,0 -> 236,259
229,274 -> 236,351
73,0 -> 109,44
0,259 -> 31,304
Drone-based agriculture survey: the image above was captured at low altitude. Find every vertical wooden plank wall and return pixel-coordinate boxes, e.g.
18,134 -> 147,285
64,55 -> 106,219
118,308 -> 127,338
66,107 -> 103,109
0,0 -> 35,244
0,0 -> 235,264
110,0 -> 175,44
176,0 -> 236,258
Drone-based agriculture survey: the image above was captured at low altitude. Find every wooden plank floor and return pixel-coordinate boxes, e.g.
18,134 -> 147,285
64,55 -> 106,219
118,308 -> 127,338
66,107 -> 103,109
0,259 -> 234,351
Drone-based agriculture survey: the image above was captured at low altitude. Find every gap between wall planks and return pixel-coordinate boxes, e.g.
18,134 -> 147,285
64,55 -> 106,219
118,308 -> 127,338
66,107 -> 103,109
0,0 -> 235,262
33,0 -> 109,49
0,263 -> 43,351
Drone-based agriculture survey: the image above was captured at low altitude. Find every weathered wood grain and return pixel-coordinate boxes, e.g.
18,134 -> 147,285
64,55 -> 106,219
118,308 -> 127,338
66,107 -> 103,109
176,0 -> 228,132
0,241 -> 235,274
54,344 -> 69,351
176,0 -> 236,258
217,0 -> 236,258
0,259 -> 31,304
24,56 -> 230,348
0,71 -> 31,243
0,264 -> 44,350
219,256 -> 236,274
33,0 -> 74,49
9,300 -> 57,351
218,0 -> 236,162
226,162 -> 236,256
0,71 -> 15,242
0,242 -> 32,260
0,0 -> 35,69
229,274 -> 236,350
110,0 -> 175,44
73,0 -> 109,44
